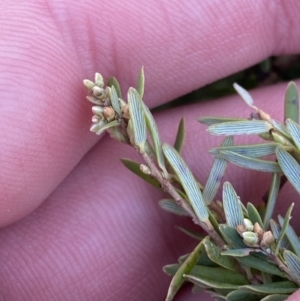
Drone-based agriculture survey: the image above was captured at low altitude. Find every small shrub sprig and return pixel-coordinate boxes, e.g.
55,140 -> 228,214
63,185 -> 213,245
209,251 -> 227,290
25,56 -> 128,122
84,68 -> 300,301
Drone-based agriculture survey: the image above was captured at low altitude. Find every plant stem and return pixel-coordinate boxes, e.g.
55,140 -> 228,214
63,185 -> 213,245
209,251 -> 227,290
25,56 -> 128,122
140,151 -> 225,248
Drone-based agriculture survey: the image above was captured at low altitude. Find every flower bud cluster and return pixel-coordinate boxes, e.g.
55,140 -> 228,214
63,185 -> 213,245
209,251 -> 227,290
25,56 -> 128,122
84,73 -> 127,135
237,219 -> 274,249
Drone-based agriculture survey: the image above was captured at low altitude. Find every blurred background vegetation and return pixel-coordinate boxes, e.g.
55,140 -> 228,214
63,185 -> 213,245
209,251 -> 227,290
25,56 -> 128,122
154,55 -> 300,112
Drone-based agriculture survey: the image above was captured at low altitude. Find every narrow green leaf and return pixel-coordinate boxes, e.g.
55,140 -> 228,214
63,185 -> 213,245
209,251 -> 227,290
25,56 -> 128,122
107,76 -> 122,98
278,214 -> 300,257
226,289 -> 261,301
218,151 -> 281,172
260,295 -> 290,301
207,120 -> 272,136
262,272 -> 272,284
284,81 -> 299,124
233,83 -> 254,107
159,199 -> 189,216
165,240 -> 205,301
108,86 -> 122,116
163,263 -> 180,276
276,146 -> 300,194
208,209 -> 223,236
286,118 -> 300,150
190,265 -> 249,285
128,88 -> 147,152
283,250 -> 300,280
210,143 -> 279,158
203,136 -> 233,205
136,66 -> 145,98
271,131 -> 293,146
198,116 -> 246,126
275,203 -> 294,255
270,120 -> 291,139
219,225 -> 246,248
176,226 -> 204,241
184,274 -> 239,290
222,182 -> 244,228
162,144 -> 209,224
269,220 -> 289,249
178,243 -> 218,267
142,103 -> 167,176
196,240 -> 219,267
263,173 -> 281,229
259,132 -> 274,141
173,118 -> 185,154
120,158 -> 161,189
203,238 -> 236,270
240,281 -> 297,294
247,203 -> 263,228
221,248 -> 257,257
236,255 -> 287,277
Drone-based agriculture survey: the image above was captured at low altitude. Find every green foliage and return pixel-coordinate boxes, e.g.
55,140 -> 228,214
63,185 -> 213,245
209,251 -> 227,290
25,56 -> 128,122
84,69 -> 300,301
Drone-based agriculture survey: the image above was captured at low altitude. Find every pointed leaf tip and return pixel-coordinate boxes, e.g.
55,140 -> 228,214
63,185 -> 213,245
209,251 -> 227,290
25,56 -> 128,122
285,81 -> 299,123
137,66 -> 145,98
173,118 -> 185,154
233,83 -> 254,107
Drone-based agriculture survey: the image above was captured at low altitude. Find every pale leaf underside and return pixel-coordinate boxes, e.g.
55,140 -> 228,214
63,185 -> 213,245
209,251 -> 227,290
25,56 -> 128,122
222,182 -> 244,228
128,88 -> 147,149
203,136 -> 233,205
283,250 -> 300,280
159,199 -> 189,216
163,144 -> 209,223
207,120 -> 271,136
286,118 -> 300,150
276,147 -> 300,194
218,151 -> 281,172
210,143 -> 279,158
198,116 -> 246,126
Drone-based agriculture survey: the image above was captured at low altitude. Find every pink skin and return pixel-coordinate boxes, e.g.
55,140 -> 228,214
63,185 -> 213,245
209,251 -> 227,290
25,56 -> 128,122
1,0 -> 300,300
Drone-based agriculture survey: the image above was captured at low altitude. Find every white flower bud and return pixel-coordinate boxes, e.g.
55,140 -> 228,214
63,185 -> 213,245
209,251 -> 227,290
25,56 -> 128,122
83,79 -> 95,91
243,218 -> 254,231
92,106 -> 104,115
242,231 -> 259,247
91,115 -> 100,123
94,73 -> 104,88
90,121 -> 105,133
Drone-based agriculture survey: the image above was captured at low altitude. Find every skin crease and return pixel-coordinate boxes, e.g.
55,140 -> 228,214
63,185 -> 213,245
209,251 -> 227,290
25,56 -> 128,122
1,0 -> 300,300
